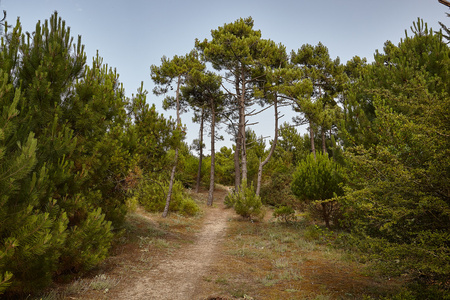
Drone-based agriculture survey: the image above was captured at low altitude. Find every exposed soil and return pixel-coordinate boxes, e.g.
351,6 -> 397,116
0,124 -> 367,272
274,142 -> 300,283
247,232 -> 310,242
114,188 -> 234,300
54,187 -> 401,300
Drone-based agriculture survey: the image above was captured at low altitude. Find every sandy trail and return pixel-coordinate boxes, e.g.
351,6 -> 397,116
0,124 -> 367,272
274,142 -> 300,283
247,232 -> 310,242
116,193 -> 233,300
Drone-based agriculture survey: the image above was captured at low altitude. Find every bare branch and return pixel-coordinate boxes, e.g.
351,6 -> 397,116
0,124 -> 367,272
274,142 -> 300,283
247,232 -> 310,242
246,104 -> 274,117
220,82 -> 235,96
439,0 -> 450,8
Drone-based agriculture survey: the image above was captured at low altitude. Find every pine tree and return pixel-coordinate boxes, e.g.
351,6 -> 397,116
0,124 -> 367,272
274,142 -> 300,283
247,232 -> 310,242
196,17 -> 281,190
341,19 -> 450,295
151,51 -> 204,217
1,12 -> 132,295
291,43 -> 345,158
0,49 -> 69,295
181,70 -> 224,205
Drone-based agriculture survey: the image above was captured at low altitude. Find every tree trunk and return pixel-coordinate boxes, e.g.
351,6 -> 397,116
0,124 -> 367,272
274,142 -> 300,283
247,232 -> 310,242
234,139 -> 240,192
329,128 -> 334,158
310,120 -> 316,160
234,74 -> 241,192
207,101 -> 216,206
163,149 -> 178,218
240,71 -> 247,182
163,75 -> 182,218
322,127 -> 327,155
321,202 -> 331,229
195,107 -> 205,193
256,96 -> 279,196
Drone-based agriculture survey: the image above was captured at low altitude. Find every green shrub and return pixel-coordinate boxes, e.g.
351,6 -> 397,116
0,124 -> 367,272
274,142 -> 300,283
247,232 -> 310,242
224,189 -> 235,208
291,152 -> 344,228
137,178 -> 199,216
59,207 -> 113,274
273,206 -> 297,223
229,180 -> 265,221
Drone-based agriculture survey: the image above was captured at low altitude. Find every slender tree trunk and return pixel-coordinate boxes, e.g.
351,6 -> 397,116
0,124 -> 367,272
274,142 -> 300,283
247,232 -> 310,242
309,120 -> 316,160
256,96 -> 279,196
321,202 -> 331,229
207,102 -> 216,206
240,71 -> 247,182
329,128 -> 334,157
163,75 -> 181,218
163,149 -> 178,217
195,108 -> 205,193
322,127 -> 327,155
234,139 -> 240,192
234,74 -> 241,192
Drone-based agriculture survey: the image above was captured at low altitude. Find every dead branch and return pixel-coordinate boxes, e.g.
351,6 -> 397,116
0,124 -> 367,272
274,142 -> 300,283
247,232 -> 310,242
246,104 -> 274,117
439,0 -> 450,8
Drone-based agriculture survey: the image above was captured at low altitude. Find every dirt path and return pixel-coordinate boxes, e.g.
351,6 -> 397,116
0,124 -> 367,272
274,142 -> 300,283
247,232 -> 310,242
116,191 -> 233,300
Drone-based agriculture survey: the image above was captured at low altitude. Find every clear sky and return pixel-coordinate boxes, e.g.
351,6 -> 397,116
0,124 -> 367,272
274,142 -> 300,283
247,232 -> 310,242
3,0 -> 448,152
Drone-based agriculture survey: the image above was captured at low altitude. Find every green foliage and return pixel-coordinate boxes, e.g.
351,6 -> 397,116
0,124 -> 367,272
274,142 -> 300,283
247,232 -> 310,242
260,123 -> 310,207
292,152 -> 344,201
340,20 -> 450,296
0,12 -> 181,296
274,123 -> 310,166
291,152 -> 344,227
214,146 -> 235,186
224,190 -> 235,208
137,179 -> 199,216
245,129 -> 266,185
59,207 -> 113,274
273,206 -> 297,223
0,271 -> 12,294
176,143 -> 199,188
228,180 -> 265,221
259,156 -> 296,207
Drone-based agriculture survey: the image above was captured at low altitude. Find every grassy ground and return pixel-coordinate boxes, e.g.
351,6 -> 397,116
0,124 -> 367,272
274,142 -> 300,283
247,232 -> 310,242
195,210 -> 403,300
38,190 -> 207,300
36,187 -> 403,299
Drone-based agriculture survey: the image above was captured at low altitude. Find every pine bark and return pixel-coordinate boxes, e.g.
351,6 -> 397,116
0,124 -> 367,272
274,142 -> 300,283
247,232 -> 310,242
439,0 -> 450,8
207,101 -> 216,206
240,70 -> 248,182
163,75 -> 181,218
256,96 -> 279,196
310,120 -> 316,160
234,74 -> 241,191
322,128 -> 327,155
195,108 -> 204,193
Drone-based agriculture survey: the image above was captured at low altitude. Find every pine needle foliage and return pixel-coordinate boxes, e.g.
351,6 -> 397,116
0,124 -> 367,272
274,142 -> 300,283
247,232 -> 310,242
0,12 -> 150,296
340,19 -> 450,296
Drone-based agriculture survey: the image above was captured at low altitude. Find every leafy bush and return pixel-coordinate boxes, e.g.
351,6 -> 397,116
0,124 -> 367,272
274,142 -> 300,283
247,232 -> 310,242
176,143 -> 200,188
339,21 -> 450,296
137,178 -> 199,216
58,207 -> 113,274
228,180 -> 265,221
273,206 -> 297,223
291,152 -> 344,228
260,157 -> 297,207
224,188 -> 235,208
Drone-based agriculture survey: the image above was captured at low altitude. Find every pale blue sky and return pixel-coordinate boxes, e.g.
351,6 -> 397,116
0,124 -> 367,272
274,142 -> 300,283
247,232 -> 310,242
3,0 -> 448,151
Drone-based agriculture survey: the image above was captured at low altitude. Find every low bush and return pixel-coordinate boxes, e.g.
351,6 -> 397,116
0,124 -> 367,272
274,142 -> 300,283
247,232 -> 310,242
273,206 -> 297,223
137,178 -> 199,216
228,180 -> 265,221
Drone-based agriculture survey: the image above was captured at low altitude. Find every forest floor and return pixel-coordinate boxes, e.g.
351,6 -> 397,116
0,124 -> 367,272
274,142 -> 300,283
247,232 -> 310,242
44,186 -> 403,300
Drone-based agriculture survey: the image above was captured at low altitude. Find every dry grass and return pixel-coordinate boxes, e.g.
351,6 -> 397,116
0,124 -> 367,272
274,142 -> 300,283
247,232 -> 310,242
36,189 -> 403,300
197,209 -> 404,300
35,189 -> 207,300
